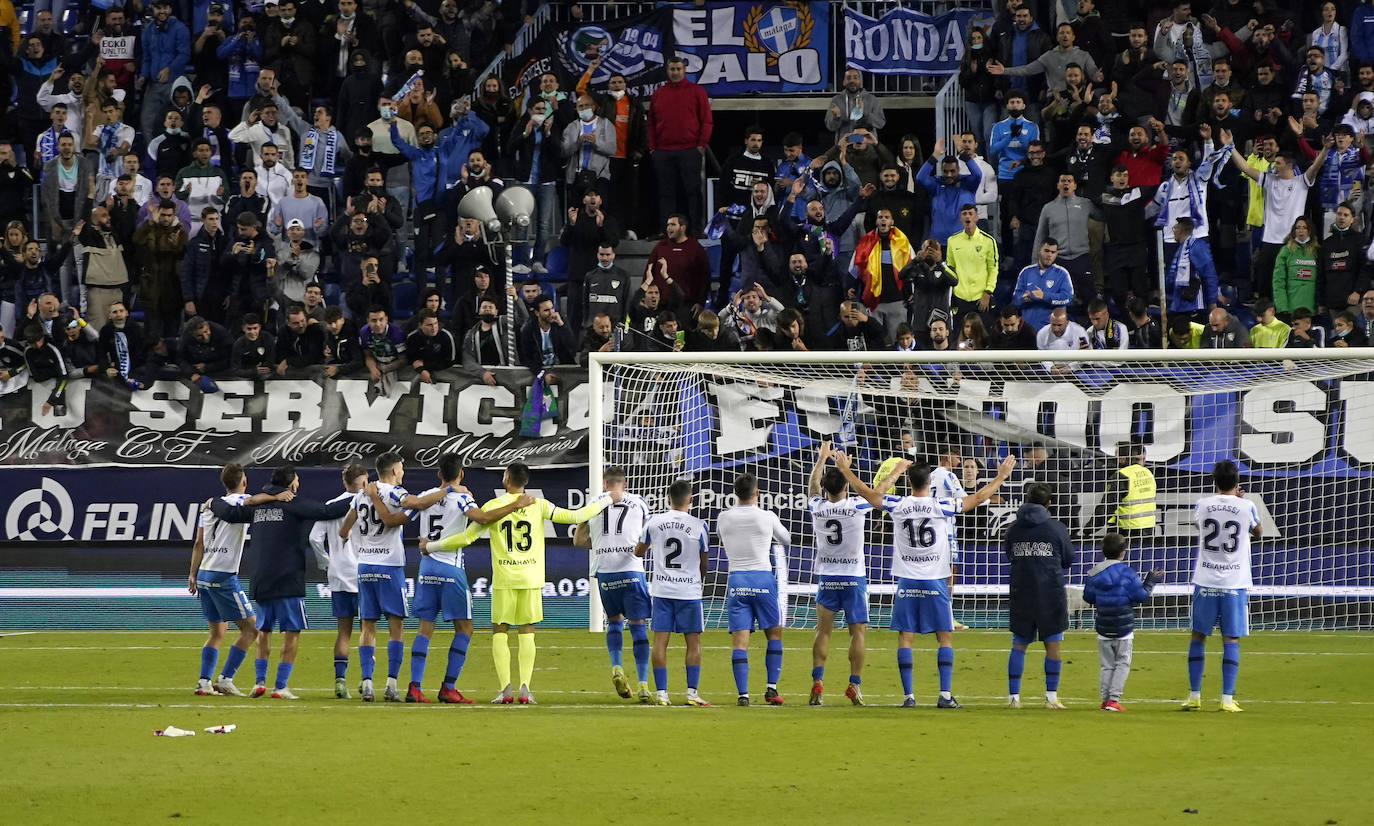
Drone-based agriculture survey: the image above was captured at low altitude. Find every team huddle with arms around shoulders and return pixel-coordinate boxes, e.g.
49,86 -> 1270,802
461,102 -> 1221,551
186,446 -> 1262,711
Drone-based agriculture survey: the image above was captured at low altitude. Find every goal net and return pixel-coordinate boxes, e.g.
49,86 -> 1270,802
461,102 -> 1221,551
587,350 -> 1374,632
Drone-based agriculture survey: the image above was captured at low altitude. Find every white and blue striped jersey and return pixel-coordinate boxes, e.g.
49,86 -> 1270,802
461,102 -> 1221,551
310,490 -> 359,592
882,495 -> 962,580
197,493 -> 251,575
349,482 -> 414,568
930,465 -> 966,550
1192,494 -> 1260,589
590,493 -> 651,575
641,511 -> 710,599
807,495 -> 871,578
418,487 -> 476,568
717,505 -> 790,573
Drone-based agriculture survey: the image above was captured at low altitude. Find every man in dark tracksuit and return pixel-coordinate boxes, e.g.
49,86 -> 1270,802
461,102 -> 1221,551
211,466 -> 353,698
1003,481 -> 1075,709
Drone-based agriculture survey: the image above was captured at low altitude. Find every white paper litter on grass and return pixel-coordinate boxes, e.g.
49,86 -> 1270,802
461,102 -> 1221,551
154,726 -> 196,737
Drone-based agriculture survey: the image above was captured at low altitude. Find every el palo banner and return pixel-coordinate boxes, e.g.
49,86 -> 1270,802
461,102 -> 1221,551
670,1 -> 830,94
501,6 -> 676,104
0,368 -> 589,470
843,6 -> 994,76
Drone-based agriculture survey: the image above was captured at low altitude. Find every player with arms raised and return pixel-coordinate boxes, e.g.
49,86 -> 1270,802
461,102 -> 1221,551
719,472 -> 791,706
635,479 -> 711,706
575,467 -> 654,702
837,451 -> 1015,708
1183,460 -> 1261,713
806,441 -> 880,706
407,454 -> 532,704
423,462 -> 610,705
188,463 -> 292,696
930,446 -> 972,630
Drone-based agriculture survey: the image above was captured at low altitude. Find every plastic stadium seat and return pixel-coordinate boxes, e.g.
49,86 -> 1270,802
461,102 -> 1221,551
323,283 -> 342,308
544,246 -> 569,281
392,280 -> 417,319
706,241 -> 722,280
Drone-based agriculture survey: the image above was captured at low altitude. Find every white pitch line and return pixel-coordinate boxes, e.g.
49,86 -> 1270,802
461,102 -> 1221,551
0,644 -> 1370,656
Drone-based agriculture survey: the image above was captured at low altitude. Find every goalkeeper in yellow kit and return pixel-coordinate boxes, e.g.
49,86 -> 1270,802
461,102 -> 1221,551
421,461 -> 610,704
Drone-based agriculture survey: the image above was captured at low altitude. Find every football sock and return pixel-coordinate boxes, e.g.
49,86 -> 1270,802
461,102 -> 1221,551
409,635 -> 429,687
254,658 -> 268,685
492,633 -> 511,689
765,639 -> 783,685
443,633 -> 469,690
848,674 -> 861,686
386,640 -> 403,680
517,633 -> 536,689
222,645 -> 247,679
1007,647 -> 1025,695
605,620 -> 624,668
1188,639 -> 1205,693
731,650 -> 749,694
937,646 -> 954,693
686,664 -> 700,691
811,665 -> 823,682
629,623 -> 650,683
274,662 -> 292,690
1221,641 -> 1239,696
359,644 -> 376,681
653,666 -> 668,692
1044,657 -> 1061,692
897,647 -> 914,696
333,654 -> 348,680
199,646 -> 218,681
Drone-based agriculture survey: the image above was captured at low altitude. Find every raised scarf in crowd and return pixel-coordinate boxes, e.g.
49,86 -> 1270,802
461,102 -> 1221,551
1170,23 -> 1212,91
300,127 -> 339,176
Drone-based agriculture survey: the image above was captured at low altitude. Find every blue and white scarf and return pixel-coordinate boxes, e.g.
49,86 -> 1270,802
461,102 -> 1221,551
1169,22 -> 1212,91
1152,143 -> 1233,229
114,329 -> 130,377
37,128 -> 64,165
1319,144 -> 1363,207
98,123 -> 124,177
299,127 -> 339,176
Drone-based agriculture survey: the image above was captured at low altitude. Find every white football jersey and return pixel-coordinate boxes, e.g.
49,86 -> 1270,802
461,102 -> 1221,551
929,465 -> 967,550
1192,494 -> 1260,589
310,490 -> 359,592
717,505 -> 790,573
590,493 -> 651,575
807,495 -> 871,578
349,482 -> 414,568
418,487 -> 476,568
197,493 -> 251,575
641,511 -> 710,599
882,495 -> 962,580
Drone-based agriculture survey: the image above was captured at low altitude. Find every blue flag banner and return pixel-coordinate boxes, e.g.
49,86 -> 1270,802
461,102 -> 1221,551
671,1 -> 830,94
843,7 -> 994,76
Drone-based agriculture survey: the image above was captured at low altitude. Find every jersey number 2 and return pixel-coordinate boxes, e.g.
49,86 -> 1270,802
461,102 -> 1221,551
663,538 -> 683,569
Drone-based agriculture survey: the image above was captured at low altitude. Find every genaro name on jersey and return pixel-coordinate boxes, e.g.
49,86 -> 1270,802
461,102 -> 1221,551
350,482 -> 414,567
807,495 -> 872,577
198,493 -> 252,574
882,494 -> 962,580
641,511 -> 709,600
590,494 -> 650,575
418,488 -> 476,568
1192,494 -> 1260,589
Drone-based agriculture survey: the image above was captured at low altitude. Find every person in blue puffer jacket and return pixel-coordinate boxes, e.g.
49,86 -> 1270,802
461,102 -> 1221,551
1082,532 -> 1160,712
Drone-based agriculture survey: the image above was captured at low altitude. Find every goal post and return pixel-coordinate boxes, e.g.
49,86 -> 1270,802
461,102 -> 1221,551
587,349 -> 1374,633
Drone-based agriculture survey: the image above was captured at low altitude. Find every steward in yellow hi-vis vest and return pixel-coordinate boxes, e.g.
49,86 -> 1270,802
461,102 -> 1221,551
1089,442 -> 1157,537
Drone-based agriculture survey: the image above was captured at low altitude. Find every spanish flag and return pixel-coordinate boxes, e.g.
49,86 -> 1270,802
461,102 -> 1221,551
850,228 -> 914,310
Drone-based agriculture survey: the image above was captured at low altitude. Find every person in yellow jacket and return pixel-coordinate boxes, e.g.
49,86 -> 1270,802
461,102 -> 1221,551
422,461 -> 610,705
1086,442 -> 1157,540
0,0 -> 20,56
946,203 -> 999,320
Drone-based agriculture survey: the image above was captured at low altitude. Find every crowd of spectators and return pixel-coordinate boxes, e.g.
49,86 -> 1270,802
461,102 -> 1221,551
5,0 -> 1374,416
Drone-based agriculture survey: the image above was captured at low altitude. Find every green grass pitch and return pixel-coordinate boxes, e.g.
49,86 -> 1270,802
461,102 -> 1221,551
1,629 -> 1370,825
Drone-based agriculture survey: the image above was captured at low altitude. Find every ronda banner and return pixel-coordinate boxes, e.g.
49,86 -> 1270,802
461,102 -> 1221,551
843,6 -> 994,76
0,368 -> 589,469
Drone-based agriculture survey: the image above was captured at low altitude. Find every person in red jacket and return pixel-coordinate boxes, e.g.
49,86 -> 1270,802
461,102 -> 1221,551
644,214 -> 711,314
647,57 -> 713,233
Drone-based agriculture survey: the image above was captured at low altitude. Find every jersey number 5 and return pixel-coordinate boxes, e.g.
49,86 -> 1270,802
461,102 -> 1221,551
500,520 -> 534,552
1202,518 -> 1241,554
